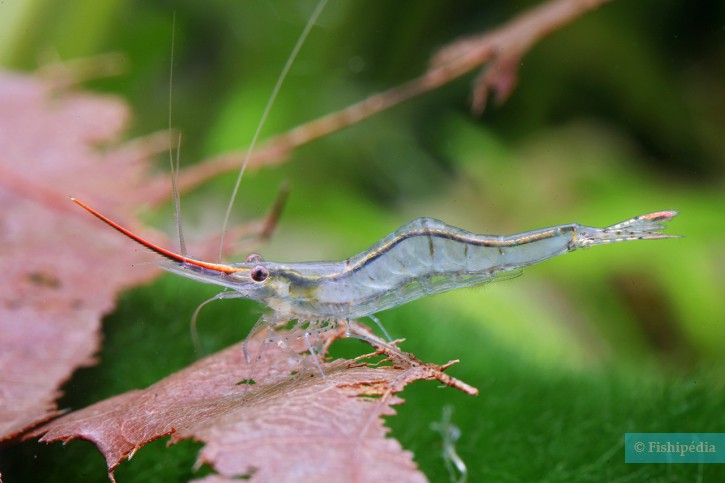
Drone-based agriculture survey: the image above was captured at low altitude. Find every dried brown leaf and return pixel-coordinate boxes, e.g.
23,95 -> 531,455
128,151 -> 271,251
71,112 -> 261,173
0,70 -> 169,441
34,327 -> 433,482
0,67 -> 278,443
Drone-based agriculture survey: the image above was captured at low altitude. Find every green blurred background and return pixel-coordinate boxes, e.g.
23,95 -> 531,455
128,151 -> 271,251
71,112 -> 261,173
1,0 -> 723,481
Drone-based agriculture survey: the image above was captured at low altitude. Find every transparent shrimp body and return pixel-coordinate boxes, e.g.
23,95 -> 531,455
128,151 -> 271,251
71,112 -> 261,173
157,211 -> 679,321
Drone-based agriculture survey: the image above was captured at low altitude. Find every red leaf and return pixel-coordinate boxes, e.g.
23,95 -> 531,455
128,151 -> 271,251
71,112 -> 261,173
34,328 -> 430,482
0,70 -> 169,441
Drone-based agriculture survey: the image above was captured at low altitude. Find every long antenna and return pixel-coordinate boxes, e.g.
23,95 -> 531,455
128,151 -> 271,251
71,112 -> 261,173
70,197 -> 240,274
168,12 -> 187,256
217,0 -> 329,262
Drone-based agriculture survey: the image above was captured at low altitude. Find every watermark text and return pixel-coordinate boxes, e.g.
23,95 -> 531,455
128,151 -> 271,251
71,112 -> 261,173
625,433 -> 724,463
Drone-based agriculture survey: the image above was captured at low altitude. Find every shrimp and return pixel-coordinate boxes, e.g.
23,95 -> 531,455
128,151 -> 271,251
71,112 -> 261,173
72,2 -> 680,370
70,199 -> 679,323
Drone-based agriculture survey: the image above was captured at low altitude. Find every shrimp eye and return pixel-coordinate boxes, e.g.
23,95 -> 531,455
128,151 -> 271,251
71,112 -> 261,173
250,265 -> 269,283
245,253 -> 264,263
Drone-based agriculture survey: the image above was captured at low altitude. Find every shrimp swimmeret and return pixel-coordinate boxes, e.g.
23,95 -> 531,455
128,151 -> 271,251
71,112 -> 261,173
71,199 -> 678,324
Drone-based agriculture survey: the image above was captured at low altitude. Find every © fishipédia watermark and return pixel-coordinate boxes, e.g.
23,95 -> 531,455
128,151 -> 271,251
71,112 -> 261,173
625,433 -> 724,463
